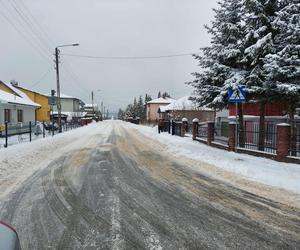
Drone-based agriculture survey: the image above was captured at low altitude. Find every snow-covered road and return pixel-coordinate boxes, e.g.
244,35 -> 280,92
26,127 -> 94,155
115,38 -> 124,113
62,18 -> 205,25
0,121 -> 300,249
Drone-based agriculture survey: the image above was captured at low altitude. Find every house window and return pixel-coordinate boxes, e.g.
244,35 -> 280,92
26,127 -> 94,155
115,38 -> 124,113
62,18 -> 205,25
4,109 -> 11,123
17,110 -> 23,123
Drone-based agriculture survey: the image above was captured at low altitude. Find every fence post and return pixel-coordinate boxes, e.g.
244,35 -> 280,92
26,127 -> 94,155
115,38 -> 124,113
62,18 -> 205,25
158,120 -> 161,134
43,121 -> 45,138
192,118 -> 199,140
171,120 -> 175,135
168,120 -> 171,134
4,122 -> 8,148
276,123 -> 290,161
29,121 -> 32,142
228,122 -> 237,152
207,121 -> 215,145
181,118 -> 188,137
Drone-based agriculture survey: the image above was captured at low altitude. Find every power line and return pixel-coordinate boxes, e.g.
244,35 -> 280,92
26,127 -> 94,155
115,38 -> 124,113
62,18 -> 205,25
0,2 -> 52,65
7,0 -> 53,54
17,0 -> 56,47
61,52 -> 195,60
29,68 -> 52,88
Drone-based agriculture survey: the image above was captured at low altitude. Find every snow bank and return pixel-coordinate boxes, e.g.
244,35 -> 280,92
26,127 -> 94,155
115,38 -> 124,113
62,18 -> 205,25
127,123 -> 300,194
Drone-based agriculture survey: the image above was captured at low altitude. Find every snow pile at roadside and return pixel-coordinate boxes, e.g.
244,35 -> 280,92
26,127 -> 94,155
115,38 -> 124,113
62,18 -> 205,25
128,123 -> 300,194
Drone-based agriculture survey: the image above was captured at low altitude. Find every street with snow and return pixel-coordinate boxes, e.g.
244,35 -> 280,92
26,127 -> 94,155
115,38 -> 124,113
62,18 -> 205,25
0,121 -> 299,249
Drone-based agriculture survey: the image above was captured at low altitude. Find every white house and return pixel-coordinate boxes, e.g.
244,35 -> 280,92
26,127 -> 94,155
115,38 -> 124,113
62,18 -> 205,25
0,89 -> 40,126
52,93 -> 81,113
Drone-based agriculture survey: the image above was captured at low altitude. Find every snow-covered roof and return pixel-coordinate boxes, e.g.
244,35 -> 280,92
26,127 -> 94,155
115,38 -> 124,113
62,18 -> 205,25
60,93 -> 77,99
147,97 -> 175,104
84,103 -> 98,108
160,96 -> 213,112
52,111 -> 87,117
0,89 -> 40,107
0,81 -> 40,107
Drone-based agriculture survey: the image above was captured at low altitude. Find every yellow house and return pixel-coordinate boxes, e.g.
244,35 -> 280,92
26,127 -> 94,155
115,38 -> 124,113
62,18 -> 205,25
14,86 -> 51,122
0,81 -> 51,122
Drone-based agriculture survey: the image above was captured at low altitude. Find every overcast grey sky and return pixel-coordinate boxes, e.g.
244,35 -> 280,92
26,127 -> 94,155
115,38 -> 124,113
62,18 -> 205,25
0,0 -> 218,111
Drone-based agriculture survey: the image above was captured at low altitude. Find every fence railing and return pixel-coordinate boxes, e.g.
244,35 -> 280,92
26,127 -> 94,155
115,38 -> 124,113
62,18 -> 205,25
0,121 -> 82,148
214,122 -> 229,145
289,122 -> 300,157
237,122 -> 277,154
197,124 -> 207,139
157,118 -> 300,163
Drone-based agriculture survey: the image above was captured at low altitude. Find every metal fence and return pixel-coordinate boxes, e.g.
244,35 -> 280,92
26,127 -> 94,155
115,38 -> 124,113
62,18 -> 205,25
0,121 -> 82,148
160,121 -> 170,133
214,122 -> 229,145
289,122 -> 300,157
173,122 -> 182,136
238,122 -> 277,154
197,124 -> 207,139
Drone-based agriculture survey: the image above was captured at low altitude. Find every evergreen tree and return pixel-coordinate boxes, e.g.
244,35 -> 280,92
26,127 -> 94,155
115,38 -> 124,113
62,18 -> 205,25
145,94 -> 152,103
137,96 -> 145,120
157,91 -> 161,98
187,0 -> 247,146
242,0 -> 279,150
263,0 -> 300,154
162,92 -> 171,98
117,108 -> 124,120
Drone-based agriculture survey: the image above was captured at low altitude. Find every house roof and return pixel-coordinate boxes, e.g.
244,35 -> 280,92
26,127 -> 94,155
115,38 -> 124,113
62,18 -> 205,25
0,81 -> 40,107
84,103 -> 98,108
14,85 -> 48,97
160,96 -> 213,112
147,97 -> 175,104
0,89 -> 40,107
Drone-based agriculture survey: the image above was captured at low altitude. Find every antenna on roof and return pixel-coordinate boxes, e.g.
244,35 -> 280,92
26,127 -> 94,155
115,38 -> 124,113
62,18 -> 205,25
10,80 -> 19,87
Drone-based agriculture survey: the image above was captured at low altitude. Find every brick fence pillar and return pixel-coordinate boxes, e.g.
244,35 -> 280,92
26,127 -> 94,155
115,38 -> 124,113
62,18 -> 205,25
228,122 -> 237,152
181,118 -> 188,137
276,123 -> 290,161
192,118 -> 199,140
207,121 -> 215,145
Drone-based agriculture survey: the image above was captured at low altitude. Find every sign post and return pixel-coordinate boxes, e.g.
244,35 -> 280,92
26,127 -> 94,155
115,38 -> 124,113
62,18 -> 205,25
228,86 -> 246,152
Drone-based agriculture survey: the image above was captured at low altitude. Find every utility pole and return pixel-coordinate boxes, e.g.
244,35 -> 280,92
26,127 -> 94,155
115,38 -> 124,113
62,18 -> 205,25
91,91 -> 94,114
54,43 -> 79,133
55,47 -> 62,133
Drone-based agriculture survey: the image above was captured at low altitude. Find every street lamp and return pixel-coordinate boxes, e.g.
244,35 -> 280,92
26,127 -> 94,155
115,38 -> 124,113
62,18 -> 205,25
55,43 -> 79,133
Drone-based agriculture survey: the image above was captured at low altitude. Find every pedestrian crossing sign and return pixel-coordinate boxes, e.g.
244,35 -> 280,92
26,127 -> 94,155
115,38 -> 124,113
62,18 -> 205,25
228,86 -> 246,103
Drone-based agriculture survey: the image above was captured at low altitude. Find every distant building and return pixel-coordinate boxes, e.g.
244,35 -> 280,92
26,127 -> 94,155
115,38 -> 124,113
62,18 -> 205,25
159,96 -> 215,123
52,93 -> 81,113
146,97 -> 175,122
51,93 -> 85,122
83,103 -> 101,120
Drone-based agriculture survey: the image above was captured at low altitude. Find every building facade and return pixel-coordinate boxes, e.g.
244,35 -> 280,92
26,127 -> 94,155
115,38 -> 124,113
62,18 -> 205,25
0,89 -> 40,128
159,96 -> 215,123
146,97 -> 175,122
14,85 -> 51,121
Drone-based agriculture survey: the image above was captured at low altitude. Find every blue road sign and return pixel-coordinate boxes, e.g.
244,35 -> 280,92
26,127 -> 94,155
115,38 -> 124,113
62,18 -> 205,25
228,86 -> 246,103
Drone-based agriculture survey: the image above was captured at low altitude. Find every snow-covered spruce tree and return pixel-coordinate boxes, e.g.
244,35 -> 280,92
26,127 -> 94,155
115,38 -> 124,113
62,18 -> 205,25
137,96 -> 145,121
242,0 -> 279,150
187,0 -> 247,146
263,0 -> 300,154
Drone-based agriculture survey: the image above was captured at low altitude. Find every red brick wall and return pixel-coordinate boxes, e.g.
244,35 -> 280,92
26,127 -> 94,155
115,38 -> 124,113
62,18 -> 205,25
229,102 -> 287,116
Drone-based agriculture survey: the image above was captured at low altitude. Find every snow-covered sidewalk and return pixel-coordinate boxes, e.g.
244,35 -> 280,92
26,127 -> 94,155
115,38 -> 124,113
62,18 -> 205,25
126,122 -> 300,194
